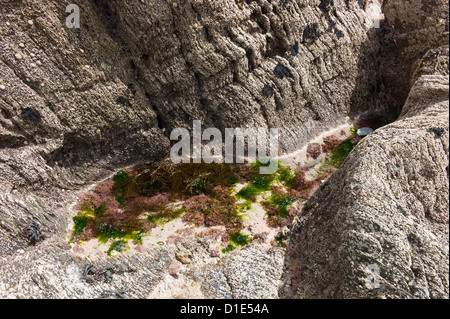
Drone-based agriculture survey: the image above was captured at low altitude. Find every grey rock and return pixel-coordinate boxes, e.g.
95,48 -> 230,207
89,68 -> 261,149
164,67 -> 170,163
284,47 -> 449,299
382,0 -> 449,113
0,0 -> 381,258
195,265 -> 233,299
220,246 -> 285,299
168,260 -> 182,279
0,0 -> 448,299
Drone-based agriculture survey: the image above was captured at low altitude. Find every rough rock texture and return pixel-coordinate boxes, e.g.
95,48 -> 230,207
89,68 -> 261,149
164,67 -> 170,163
3,0 -> 355,298
282,46 -> 449,299
190,245 -> 285,299
0,233 -> 285,299
217,246 -> 284,299
0,0 -> 382,257
380,0 -> 449,113
0,236 -> 173,299
0,0 -> 448,299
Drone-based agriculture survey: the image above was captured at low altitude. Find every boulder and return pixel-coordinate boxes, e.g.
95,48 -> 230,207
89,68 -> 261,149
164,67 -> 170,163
283,46 -> 449,299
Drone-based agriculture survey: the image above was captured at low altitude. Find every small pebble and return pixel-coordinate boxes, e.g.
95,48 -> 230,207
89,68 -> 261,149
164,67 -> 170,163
6,21 -> 10,26
357,127 -> 374,137
15,53 -> 23,60
0,84 -> 6,90
28,20 -> 34,26
19,43 -> 25,48
176,254 -> 191,264
30,63 -> 36,68
36,61 -> 42,65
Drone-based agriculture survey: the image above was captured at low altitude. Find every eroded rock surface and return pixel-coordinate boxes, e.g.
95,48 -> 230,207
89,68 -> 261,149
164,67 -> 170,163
0,0 -> 448,299
1,0 -> 381,260
283,46 -> 449,299
381,0 -> 449,112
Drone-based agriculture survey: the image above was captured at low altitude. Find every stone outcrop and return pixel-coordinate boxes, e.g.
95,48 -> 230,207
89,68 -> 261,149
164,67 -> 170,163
0,0 -> 448,299
0,0 -> 382,257
380,0 -> 449,112
282,46 -> 449,299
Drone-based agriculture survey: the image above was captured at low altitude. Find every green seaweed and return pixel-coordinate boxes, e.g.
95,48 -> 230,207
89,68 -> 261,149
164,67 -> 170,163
236,160 -> 280,200
328,140 -> 356,167
222,232 -> 252,254
147,207 -> 186,226
106,240 -> 129,256
277,166 -> 296,188
240,200 -> 252,211
249,159 -> 274,171
113,170 -> 129,184
80,203 -> 95,216
97,223 -> 127,244
131,231 -> 146,245
230,232 -> 252,246
70,161 -> 281,254
98,223 -> 146,249
94,203 -> 108,216
234,200 -> 252,218
115,161 -> 238,200
70,215 -> 92,242
264,193 -> 300,218
112,170 -> 131,197
251,173 -> 274,190
316,140 -> 356,176
230,174 -> 240,185
115,196 -> 125,205
222,244 -> 236,254
236,185 -> 262,200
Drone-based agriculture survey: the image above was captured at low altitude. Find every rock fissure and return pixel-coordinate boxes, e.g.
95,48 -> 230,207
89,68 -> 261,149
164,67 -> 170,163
0,0 -> 448,299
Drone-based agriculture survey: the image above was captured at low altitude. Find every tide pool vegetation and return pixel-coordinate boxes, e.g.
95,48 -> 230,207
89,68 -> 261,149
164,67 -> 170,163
316,139 -> 356,176
221,232 -> 252,254
69,154 -> 348,255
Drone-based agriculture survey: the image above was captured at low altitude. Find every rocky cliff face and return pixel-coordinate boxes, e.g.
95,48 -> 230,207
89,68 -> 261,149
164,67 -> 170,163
0,0 -> 382,257
279,0 -> 449,299
382,0 -> 449,112
283,46 -> 449,298
0,0 -> 448,299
